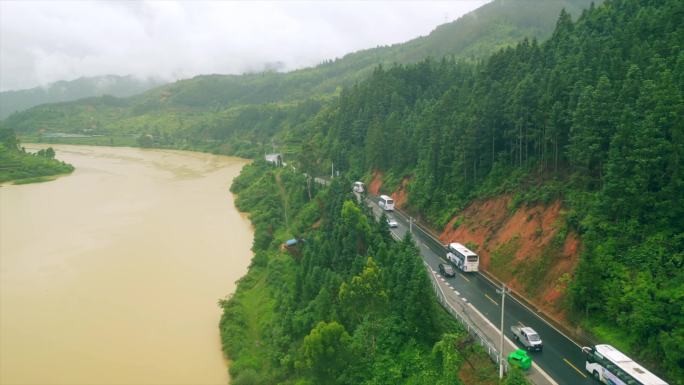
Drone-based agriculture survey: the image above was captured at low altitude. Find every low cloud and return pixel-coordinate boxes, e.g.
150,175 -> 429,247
0,1 -> 488,91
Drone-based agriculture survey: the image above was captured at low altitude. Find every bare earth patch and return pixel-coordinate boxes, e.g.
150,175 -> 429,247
368,171 -> 383,195
437,196 -> 581,320
390,177 -> 410,208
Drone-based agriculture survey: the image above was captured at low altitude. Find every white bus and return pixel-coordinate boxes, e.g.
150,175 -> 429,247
378,195 -> 394,211
446,242 -> 479,272
582,345 -> 669,385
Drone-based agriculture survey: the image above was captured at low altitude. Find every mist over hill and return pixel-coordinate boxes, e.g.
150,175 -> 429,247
0,75 -> 165,119
3,0 -> 598,134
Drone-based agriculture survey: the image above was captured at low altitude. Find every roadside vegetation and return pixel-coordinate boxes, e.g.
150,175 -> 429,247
3,0 -> 681,382
220,161 -> 526,385
0,127 -> 73,184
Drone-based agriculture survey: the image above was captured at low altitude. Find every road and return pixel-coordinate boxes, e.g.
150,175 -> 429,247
364,193 -> 593,385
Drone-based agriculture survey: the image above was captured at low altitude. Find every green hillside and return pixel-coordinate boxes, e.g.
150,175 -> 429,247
285,1 -> 683,382
0,75 -> 164,119
4,0 -> 597,151
220,161 -> 513,385
4,0 -> 681,382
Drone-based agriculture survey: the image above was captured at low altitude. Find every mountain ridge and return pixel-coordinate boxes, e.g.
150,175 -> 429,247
3,0 -> 599,134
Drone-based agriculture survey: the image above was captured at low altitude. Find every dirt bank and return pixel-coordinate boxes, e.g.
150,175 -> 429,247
438,195 -> 580,320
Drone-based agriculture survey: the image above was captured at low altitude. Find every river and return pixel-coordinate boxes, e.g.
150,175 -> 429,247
0,145 -> 253,385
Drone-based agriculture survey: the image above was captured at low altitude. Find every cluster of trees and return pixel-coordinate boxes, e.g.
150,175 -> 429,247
287,1 -> 684,381
4,1 -> 595,155
221,161 -> 523,385
4,0 -> 681,380
0,127 -> 74,183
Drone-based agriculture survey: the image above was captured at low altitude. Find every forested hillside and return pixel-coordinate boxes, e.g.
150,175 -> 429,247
4,0 -> 682,382
0,75 -> 164,119
221,161 -> 526,385
3,0 -> 596,155
290,1 -> 683,381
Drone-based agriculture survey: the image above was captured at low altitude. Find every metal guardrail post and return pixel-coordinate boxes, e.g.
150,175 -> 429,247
424,263 -> 506,377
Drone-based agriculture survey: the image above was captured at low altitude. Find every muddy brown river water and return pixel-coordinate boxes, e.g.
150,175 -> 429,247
0,145 -> 253,385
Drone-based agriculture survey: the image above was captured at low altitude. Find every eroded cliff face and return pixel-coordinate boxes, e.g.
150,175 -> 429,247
438,195 -> 580,320
369,172 -> 580,321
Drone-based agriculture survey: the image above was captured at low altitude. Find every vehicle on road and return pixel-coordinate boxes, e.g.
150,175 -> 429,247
353,181 -> 365,193
386,216 -> 398,228
438,263 -> 455,277
582,344 -> 668,385
378,195 -> 394,211
446,242 -> 479,272
511,325 -> 543,351
508,349 -> 532,370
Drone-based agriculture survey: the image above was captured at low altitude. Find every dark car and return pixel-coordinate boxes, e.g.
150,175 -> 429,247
438,263 -> 455,277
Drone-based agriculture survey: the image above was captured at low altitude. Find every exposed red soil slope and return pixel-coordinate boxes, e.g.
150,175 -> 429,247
390,177 -> 410,209
438,196 -> 581,320
368,171 -> 383,195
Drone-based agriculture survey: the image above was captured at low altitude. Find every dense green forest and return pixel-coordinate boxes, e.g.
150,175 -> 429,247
294,1 -> 683,381
3,0 -> 682,382
3,0 -> 597,159
0,127 -> 74,183
226,0 -> 683,381
221,161 -> 528,385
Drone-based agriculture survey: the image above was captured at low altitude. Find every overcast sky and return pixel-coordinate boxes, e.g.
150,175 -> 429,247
0,1 -> 488,92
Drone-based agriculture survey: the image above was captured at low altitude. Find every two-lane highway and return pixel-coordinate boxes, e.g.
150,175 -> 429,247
364,193 -> 592,385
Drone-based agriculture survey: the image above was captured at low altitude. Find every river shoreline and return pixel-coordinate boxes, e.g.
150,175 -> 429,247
1,145 -> 254,385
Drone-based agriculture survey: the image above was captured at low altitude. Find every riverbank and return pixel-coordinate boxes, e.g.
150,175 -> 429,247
0,128 -> 75,184
220,161 -> 525,385
1,145 -> 252,385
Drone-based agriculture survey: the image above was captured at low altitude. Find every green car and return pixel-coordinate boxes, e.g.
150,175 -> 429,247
508,349 -> 532,370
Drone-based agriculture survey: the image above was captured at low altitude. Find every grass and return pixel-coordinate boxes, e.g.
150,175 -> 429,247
458,347 -> 500,385
23,134 -> 139,147
583,319 -> 634,353
488,237 -> 521,281
221,265 -> 277,381
10,175 -> 63,185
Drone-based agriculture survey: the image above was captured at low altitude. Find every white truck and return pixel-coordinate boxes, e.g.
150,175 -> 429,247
511,325 -> 543,351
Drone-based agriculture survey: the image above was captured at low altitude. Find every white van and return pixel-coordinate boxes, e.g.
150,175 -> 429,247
353,181 -> 365,193
378,195 -> 394,211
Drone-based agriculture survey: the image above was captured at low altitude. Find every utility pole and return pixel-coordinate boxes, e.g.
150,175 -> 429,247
331,162 -> 334,178
409,216 -> 413,234
497,284 -> 510,379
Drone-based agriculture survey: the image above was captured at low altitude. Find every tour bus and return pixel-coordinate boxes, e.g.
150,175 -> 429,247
378,195 -> 394,211
582,345 -> 669,385
446,242 -> 479,272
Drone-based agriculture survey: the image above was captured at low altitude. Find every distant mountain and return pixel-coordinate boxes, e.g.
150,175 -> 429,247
4,0 -> 600,137
0,75 -> 165,119
135,0 -> 602,110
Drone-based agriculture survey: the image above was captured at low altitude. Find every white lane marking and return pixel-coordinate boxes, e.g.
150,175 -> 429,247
466,303 -> 559,385
461,297 -> 468,302
454,290 -> 460,295
385,200 -> 565,385
484,293 -> 499,306
476,267 -> 582,349
440,277 -> 445,282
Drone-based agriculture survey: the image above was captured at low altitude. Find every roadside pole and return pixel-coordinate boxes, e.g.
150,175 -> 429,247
497,284 -> 510,379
